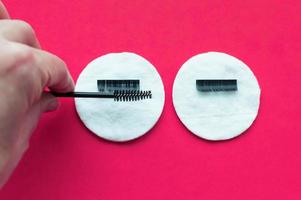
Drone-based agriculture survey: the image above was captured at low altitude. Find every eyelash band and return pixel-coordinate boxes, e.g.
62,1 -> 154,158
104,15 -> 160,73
196,79 -> 237,92
97,80 -> 140,92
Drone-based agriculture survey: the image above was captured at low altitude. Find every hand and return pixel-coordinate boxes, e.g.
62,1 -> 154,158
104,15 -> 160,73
0,2 -> 74,187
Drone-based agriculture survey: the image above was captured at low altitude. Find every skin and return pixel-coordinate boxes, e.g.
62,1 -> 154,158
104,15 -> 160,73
0,1 -> 74,187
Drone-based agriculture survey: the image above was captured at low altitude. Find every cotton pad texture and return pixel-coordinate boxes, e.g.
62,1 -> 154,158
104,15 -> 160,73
75,52 -> 165,142
173,52 -> 261,141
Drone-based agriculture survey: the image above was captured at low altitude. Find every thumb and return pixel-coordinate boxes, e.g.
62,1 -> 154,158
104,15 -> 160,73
0,1 -> 10,19
39,93 -> 60,113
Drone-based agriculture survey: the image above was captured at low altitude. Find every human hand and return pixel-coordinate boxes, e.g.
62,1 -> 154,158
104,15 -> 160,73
0,1 -> 74,187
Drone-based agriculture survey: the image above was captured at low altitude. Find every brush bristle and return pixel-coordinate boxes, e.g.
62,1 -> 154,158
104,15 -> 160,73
113,90 -> 152,101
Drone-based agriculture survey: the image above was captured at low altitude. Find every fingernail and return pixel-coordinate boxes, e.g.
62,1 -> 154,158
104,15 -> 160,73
69,76 -> 75,90
46,99 -> 59,112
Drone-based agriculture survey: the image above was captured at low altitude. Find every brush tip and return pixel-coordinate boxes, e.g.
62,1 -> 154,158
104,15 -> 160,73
113,90 -> 152,101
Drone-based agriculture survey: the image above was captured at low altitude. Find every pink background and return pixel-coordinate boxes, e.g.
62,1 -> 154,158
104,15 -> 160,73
0,0 -> 300,199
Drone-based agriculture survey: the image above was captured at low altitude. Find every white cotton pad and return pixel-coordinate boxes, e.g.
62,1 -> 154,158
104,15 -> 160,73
172,52 -> 261,141
75,52 -> 165,142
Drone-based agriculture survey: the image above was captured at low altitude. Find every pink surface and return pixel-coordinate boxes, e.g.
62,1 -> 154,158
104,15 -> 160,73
0,0 -> 300,199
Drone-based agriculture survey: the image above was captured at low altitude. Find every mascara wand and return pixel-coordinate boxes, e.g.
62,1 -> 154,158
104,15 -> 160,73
49,90 -> 152,102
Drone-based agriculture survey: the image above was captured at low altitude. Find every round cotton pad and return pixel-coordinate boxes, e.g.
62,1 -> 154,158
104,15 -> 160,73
172,52 -> 261,141
75,52 -> 165,142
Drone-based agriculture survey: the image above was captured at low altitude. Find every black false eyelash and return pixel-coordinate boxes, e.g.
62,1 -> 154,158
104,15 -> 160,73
196,79 -> 237,92
97,80 -> 140,92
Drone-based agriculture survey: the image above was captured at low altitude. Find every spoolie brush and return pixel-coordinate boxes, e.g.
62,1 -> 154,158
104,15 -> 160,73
49,90 -> 152,102
114,90 -> 152,101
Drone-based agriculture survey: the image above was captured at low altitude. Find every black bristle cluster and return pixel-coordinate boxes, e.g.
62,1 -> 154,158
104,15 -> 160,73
113,90 -> 152,101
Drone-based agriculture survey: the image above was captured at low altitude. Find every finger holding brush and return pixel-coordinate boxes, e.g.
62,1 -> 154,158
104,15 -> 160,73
0,1 -> 74,188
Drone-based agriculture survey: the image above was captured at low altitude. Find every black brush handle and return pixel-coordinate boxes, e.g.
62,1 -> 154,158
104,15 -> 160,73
49,92 -> 114,98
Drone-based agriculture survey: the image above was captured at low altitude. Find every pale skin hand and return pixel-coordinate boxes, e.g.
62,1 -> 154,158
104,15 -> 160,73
0,2 -> 74,187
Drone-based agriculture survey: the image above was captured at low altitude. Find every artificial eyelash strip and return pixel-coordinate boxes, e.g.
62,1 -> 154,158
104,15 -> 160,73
97,80 -> 140,92
196,79 -> 237,92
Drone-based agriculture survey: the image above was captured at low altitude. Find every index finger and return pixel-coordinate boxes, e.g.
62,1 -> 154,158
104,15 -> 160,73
34,49 -> 74,93
0,1 -> 10,19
